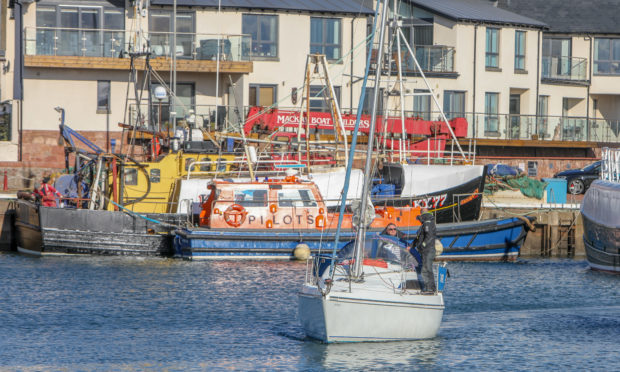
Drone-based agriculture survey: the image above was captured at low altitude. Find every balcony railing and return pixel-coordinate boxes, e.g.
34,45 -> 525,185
24,27 -> 251,62
459,112 -> 619,143
126,103 -> 620,145
148,31 -> 251,61
371,45 -> 455,74
541,56 -> 588,81
414,45 -> 455,73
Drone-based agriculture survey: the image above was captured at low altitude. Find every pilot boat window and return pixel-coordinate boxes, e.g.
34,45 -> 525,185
233,189 -> 268,207
149,168 -> 161,183
278,189 -> 317,207
124,168 -> 138,186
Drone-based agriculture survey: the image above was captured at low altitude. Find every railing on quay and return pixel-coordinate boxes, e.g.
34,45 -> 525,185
24,26 -> 252,62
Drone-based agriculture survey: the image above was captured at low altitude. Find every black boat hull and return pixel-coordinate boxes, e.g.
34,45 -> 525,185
372,171 -> 486,223
14,200 -> 180,256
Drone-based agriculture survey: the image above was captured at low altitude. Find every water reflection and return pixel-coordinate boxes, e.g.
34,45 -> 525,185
306,338 -> 443,370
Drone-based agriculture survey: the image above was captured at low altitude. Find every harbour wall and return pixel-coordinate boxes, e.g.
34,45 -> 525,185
482,205 -> 584,258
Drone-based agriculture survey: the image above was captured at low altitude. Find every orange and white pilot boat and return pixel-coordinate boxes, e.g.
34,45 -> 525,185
174,176 -> 422,259
173,176 -> 535,260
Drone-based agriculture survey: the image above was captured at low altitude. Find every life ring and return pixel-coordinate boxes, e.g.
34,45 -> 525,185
223,203 -> 247,227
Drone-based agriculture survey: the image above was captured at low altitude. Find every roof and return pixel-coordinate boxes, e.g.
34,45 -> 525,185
497,0 -> 620,34
409,0 -> 547,28
149,0 -> 375,15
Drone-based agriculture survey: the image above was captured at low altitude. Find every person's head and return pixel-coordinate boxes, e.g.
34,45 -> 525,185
385,223 -> 397,236
42,176 -> 51,184
417,207 -> 430,222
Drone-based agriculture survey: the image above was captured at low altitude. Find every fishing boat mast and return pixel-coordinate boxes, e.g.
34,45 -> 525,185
171,0 -> 177,133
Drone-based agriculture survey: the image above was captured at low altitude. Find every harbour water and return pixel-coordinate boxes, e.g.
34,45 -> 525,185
0,253 -> 618,371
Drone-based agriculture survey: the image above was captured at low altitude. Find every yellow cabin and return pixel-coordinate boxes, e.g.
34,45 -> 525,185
106,152 -> 238,214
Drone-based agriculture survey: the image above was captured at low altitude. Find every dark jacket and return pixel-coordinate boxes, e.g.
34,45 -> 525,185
413,212 -> 436,254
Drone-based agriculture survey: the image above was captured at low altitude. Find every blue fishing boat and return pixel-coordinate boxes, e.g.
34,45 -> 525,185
174,215 -> 534,260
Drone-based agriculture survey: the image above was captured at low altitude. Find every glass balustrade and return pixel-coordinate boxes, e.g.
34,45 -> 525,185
25,27 -> 251,62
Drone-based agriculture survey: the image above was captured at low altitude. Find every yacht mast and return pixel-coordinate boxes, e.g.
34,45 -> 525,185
328,0 -> 383,278
352,0 -> 390,278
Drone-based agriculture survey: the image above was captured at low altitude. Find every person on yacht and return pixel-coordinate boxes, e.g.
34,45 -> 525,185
411,207 -> 437,293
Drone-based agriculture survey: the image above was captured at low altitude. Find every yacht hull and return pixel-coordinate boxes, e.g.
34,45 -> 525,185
299,285 -> 444,342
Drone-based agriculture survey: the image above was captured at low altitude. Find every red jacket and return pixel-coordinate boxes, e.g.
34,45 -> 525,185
36,183 -> 62,207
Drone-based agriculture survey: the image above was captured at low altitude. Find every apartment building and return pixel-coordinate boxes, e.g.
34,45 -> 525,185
1,0 -> 619,184
360,0 -> 620,177
498,0 -> 620,143
363,0 -> 547,141
0,0 -> 371,180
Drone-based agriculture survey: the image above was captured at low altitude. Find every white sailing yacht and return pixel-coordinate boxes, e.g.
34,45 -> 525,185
298,0 -> 446,342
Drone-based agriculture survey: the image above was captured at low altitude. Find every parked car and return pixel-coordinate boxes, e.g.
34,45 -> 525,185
553,161 -> 601,194
486,163 -> 524,177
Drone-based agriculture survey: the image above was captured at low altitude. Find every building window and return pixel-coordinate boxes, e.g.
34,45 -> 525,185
514,30 -> 526,71
149,10 -> 195,59
151,83 -> 195,127
0,103 -> 11,142
310,17 -> 341,61
35,5 -> 124,57
97,80 -> 111,113
243,14 -> 278,58
594,38 -> 620,75
485,92 -> 499,134
485,28 -> 499,68
542,37 -> 572,77
443,91 -> 465,120
413,89 -> 430,120
249,84 -> 277,107
309,85 -> 341,113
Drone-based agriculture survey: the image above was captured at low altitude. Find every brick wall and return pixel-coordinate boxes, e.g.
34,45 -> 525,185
0,129 -> 137,190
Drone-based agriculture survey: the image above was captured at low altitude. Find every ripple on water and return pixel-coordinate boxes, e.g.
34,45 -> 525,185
0,254 -> 618,371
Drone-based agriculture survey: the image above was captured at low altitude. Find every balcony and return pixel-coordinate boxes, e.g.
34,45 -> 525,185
541,56 -> 588,83
461,113 -> 620,143
23,27 -> 253,74
371,45 -> 456,76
